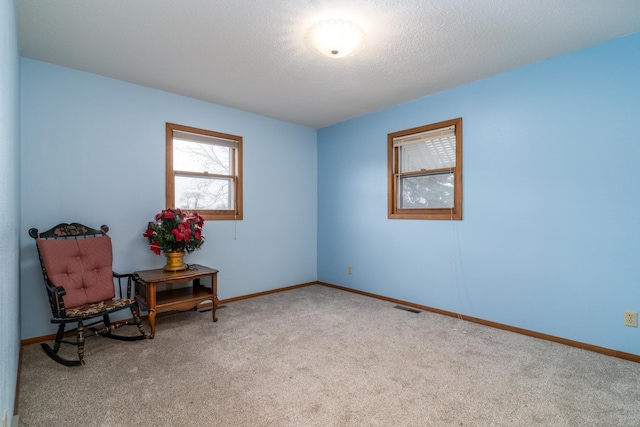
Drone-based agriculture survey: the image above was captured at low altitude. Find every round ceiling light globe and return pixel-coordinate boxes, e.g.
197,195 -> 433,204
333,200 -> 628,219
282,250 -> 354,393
305,19 -> 366,59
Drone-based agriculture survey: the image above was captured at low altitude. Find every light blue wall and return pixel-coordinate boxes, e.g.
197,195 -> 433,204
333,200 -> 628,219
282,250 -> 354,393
16,25 -> 640,360
0,0 -> 20,424
20,59 -> 317,339
318,33 -> 640,355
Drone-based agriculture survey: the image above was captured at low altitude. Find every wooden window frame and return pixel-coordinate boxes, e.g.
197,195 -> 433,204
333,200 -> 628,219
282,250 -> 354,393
388,117 -> 462,220
166,123 -> 243,221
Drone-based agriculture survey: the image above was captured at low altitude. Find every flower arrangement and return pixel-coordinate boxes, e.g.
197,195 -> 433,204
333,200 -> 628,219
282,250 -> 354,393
143,208 -> 205,255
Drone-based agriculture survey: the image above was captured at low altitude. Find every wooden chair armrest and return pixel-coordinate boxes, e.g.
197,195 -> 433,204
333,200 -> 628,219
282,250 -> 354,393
44,278 -> 66,297
45,278 -> 67,317
113,271 -> 135,299
112,271 -> 130,278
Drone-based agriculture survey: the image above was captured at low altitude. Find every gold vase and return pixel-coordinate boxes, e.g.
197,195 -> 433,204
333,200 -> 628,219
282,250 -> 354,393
163,251 -> 187,272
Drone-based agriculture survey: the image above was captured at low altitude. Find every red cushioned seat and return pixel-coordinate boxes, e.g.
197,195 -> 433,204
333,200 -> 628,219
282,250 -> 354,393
37,236 -> 115,308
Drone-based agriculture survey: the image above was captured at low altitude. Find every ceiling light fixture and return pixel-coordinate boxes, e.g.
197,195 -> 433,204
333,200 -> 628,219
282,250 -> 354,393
304,19 -> 365,59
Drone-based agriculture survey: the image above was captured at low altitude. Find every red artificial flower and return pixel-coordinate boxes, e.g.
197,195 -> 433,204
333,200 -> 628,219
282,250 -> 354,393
186,212 -> 204,228
171,223 -> 191,242
150,242 -> 161,255
143,226 -> 154,239
155,209 -> 176,221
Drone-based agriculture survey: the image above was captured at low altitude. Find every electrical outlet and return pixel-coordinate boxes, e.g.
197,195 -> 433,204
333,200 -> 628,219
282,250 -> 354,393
624,310 -> 638,327
348,265 -> 353,275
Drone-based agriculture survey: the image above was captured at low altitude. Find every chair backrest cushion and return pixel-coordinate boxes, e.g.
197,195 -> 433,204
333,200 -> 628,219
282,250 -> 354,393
36,235 -> 115,308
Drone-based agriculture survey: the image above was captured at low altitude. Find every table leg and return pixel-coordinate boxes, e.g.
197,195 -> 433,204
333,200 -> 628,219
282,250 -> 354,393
148,308 -> 156,339
148,282 -> 157,339
212,273 -> 218,322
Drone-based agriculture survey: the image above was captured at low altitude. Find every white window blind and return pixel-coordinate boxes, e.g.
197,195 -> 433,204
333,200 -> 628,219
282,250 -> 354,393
173,130 -> 238,148
394,125 -> 456,173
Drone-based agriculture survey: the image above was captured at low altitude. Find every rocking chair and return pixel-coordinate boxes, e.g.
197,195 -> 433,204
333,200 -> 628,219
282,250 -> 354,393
29,222 -> 146,366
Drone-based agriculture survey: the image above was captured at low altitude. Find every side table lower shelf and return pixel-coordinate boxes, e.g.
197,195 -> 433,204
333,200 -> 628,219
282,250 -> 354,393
133,264 -> 219,339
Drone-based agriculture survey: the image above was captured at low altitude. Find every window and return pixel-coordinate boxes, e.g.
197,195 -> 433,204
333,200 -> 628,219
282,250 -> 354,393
166,123 -> 243,220
388,118 -> 462,220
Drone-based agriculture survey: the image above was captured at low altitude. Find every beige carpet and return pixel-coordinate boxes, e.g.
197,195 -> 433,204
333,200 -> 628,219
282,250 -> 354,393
17,285 -> 640,426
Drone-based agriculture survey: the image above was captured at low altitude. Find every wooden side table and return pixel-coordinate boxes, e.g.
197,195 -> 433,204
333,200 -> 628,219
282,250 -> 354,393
133,264 -> 218,339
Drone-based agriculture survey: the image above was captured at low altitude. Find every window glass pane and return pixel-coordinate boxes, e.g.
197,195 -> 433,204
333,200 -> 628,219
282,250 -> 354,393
175,175 -> 234,210
173,139 -> 231,174
399,172 -> 454,208
400,135 -> 456,173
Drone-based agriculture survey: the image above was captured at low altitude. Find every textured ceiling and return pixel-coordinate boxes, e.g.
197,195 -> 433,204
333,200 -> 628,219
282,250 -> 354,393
16,0 -> 640,129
